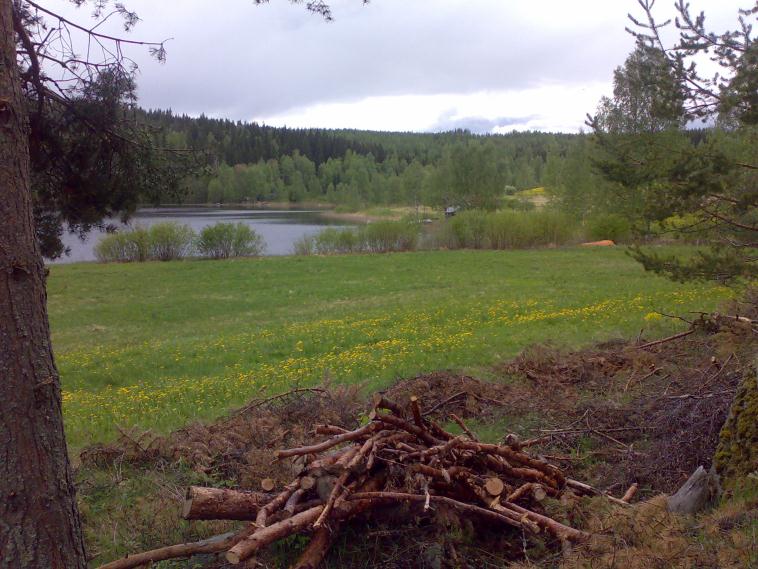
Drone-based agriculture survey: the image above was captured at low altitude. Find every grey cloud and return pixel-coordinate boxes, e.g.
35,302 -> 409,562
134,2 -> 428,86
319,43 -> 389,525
427,110 -> 540,133
67,0 -> 635,120
47,0 -> 745,126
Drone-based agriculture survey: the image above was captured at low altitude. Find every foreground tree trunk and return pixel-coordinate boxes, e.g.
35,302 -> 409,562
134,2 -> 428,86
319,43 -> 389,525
0,1 -> 88,567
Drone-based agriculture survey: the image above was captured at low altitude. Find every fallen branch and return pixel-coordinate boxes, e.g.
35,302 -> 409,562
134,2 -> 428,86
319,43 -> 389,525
182,486 -> 271,521
98,530 -> 250,569
636,329 -> 694,350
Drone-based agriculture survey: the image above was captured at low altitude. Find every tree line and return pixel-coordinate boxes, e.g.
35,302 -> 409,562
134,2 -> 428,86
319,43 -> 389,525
145,111 -> 579,209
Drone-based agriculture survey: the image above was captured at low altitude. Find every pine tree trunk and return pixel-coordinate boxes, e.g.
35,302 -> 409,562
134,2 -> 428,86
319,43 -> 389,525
0,1 -> 88,567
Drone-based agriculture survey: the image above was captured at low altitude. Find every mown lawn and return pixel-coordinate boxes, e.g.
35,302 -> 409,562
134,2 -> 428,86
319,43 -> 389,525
48,247 -> 728,448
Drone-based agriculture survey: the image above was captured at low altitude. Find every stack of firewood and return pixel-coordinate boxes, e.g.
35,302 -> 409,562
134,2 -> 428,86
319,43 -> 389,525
100,393 -> 638,569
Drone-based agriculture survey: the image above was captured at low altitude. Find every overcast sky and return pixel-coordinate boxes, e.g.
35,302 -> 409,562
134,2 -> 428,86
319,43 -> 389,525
41,0 -> 748,133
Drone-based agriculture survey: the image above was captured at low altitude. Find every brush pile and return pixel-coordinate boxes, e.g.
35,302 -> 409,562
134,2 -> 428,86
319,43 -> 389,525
100,392 -> 639,569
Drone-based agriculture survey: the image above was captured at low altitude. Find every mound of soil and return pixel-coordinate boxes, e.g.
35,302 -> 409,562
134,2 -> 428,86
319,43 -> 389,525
81,385 -> 363,488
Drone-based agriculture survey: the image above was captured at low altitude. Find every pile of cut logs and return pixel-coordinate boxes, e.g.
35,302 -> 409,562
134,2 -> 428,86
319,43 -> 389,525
100,393 -> 638,569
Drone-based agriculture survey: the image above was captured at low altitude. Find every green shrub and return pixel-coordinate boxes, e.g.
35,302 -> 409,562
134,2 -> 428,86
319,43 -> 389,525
651,214 -> 709,244
310,228 -> 360,255
585,213 -> 631,243
148,222 -> 195,261
197,222 -> 265,259
94,226 -> 150,263
501,196 -> 536,211
295,221 -> 418,255
362,221 -> 418,253
450,210 -> 488,249
426,210 -> 578,250
292,234 -> 315,256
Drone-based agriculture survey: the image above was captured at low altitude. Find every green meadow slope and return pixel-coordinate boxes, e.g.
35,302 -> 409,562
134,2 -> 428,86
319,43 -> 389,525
48,248 -> 728,448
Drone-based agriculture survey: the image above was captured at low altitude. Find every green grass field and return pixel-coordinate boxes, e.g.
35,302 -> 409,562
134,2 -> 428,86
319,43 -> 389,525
48,248 -> 728,449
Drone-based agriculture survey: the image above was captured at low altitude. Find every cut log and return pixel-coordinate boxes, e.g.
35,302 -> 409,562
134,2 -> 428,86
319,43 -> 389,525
371,393 -> 405,417
504,433 -> 522,449
260,478 -> 276,492
284,489 -> 306,515
314,424 -> 349,436
621,483 -> 639,503
485,478 -> 505,497
450,413 -> 478,441
316,474 -> 338,503
98,528 -> 252,569
313,470 -> 350,529
182,486 -> 271,521
375,413 -> 441,446
289,525 -> 337,569
532,485 -> 547,502
227,506 -> 325,564
299,475 -> 316,491
229,476 -> 387,566
348,491 -> 524,529
276,423 -> 377,459
256,481 -> 299,528
459,441 -> 565,487
499,500 -> 589,542
506,483 -> 535,503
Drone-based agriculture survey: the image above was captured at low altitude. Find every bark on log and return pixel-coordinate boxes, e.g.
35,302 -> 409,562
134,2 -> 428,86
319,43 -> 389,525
228,506 -> 325,564
300,475 -> 316,491
460,441 -> 565,487
230,476 -> 387,566
483,455 -> 557,488
284,489 -> 306,515
256,481 -> 299,528
98,528 -> 253,569
450,413 -> 478,441
375,414 -> 441,446
410,395 -> 424,429
621,483 -> 639,503
372,393 -> 405,417
182,486 -> 271,520
506,483 -> 547,503
499,500 -> 589,542
314,425 -> 349,436
348,492 -> 524,529
313,470 -> 350,529
289,525 -> 337,569
276,423 -> 377,459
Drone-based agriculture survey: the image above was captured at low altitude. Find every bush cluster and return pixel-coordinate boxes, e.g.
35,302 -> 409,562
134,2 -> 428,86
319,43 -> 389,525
196,222 -> 265,259
585,213 -> 632,243
95,222 -> 265,263
427,210 -> 579,250
293,221 -> 418,255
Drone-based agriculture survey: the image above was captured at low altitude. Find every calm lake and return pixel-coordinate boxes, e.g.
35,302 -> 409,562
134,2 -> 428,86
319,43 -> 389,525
52,207 -> 354,263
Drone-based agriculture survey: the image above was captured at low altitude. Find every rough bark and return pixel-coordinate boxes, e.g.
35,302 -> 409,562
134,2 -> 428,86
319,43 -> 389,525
182,486 -> 271,520
97,531 -> 242,569
289,525 -> 337,569
0,2 -> 87,567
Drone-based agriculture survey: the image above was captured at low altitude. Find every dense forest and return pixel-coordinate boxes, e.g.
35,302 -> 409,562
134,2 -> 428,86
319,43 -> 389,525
143,109 -> 585,211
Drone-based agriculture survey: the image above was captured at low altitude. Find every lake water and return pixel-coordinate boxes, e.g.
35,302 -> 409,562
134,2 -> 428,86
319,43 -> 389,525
52,207 -> 354,263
